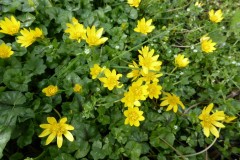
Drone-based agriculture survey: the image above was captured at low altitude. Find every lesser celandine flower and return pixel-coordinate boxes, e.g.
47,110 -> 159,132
0,43 -> 14,59
90,64 -> 104,79
147,82 -> 162,99
127,61 -> 141,81
127,0 -> 141,8
42,85 -> 58,97
124,107 -> 145,127
198,103 -> 225,138
175,54 -> 190,68
209,9 -> 224,23
0,16 -> 20,35
200,35 -> 216,53
160,93 -> 185,113
17,27 -> 43,48
99,69 -> 122,90
65,17 -> 86,43
73,84 -> 82,93
84,26 -> 108,46
128,79 -> 148,101
39,117 -> 74,148
140,71 -> 162,84
138,46 -> 162,74
121,91 -> 141,108
134,18 -> 155,35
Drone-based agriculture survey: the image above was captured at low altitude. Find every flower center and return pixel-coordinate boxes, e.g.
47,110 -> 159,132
129,111 -> 139,121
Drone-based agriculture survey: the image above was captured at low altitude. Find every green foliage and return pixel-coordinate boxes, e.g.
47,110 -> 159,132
0,0 -> 239,159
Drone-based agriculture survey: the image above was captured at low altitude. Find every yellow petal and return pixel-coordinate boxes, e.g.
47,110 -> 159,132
39,129 -> 51,137
160,100 -> 169,106
203,127 -> 210,137
64,131 -> 74,142
59,117 -> 67,123
47,117 -> 57,124
46,132 -> 56,145
39,124 -> 51,129
209,125 -> 219,138
57,134 -> 63,148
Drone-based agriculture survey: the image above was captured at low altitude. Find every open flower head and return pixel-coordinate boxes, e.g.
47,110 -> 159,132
127,0 -> 141,8
0,16 -> 20,35
209,9 -> 223,23
128,79 -> 148,101
42,85 -> 58,97
17,27 -> 43,48
65,17 -> 86,43
73,84 -> 82,93
175,54 -> 190,68
140,70 -> 163,84
200,35 -> 216,53
121,91 -> 141,108
0,43 -> 14,59
198,103 -> 225,138
134,18 -> 155,35
90,64 -> 104,79
84,26 -> 108,46
127,61 -> 141,81
138,46 -> 162,74
124,107 -> 145,127
160,93 -> 185,113
147,82 -> 162,99
99,69 -> 122,90
39,117 -> 74,148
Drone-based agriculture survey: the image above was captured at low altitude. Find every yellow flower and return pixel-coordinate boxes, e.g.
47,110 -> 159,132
127,61 -> 141,81
90,64 -> 104,79
0,16 -> 20,35
127,0 -> 141,8
140,70 -> 163,84
84,26 -> 108,46
198,103 -> 225,138
121,91 -> 141,108
0,43 -> 14,59
73,84 -> 82,93
138,46 -> 162,74
124,107 -> 145,127
175,54 -> 190,68
134,18 -> 155,35
160,93 -> 185,113
195,1 -> 204,7
209,9 -> 223,23
17,27 -> 43,48
147,82 -> 162,99
224,115 -> 237,123
99,69 -> 122,90
128,79 -> 149,101
200,35 -> 216,53
39,117 -> 74,148
65,17 -> 86,43
42,85 -> 58,97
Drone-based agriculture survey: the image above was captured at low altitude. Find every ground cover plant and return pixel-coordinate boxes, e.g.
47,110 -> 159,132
0,0 -> 240,159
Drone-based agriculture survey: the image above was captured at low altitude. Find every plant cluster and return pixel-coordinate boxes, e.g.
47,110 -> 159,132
0,0 -> 240,159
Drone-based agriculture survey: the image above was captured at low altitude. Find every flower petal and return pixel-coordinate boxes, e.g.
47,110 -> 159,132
57,134 -> 63,148
46,132 -> 56,145
64,131 -> 74,142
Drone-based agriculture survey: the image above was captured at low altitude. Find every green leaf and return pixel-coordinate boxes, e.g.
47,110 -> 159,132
17,121 -> 34,148
23,55 -> 47,75
230,10 -> 240,36
17,13 -> 36,27
0,126 -> 12,159
74,141 -> 90,159
124,141 -> 142,160
54,153 -> 75,160
0,91 -> 26,105
129,8 -> 138,20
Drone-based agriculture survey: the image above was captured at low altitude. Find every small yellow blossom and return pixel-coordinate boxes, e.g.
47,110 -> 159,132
39,117 -> 74,148
209,9 -> 224,23
0,16 -> 20,35
140,70 -> 163,84
65,17 -> 86,43
127,0 -> 141,8
17,27 -> 43,48
73,84 -> 82,93
121,91 -> 141,108
134,18 -> 155,35
124,107 -> 145,127
224,115 -> 237,123
195,1 -> 204,7
84,26 -> 108,46
147,82 -> 162,99
99,69 -> 122,90
175,54 -> 190,68
138,46 -> 162,74
200,35 -> 216,53
198,103 -> 225,138
0,43 -> 14,59
128,79 -> 148,101
42,85 -> 58,97
127,61 -> 141,81
90,64 -> 104,79
160,93 -> 185,113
